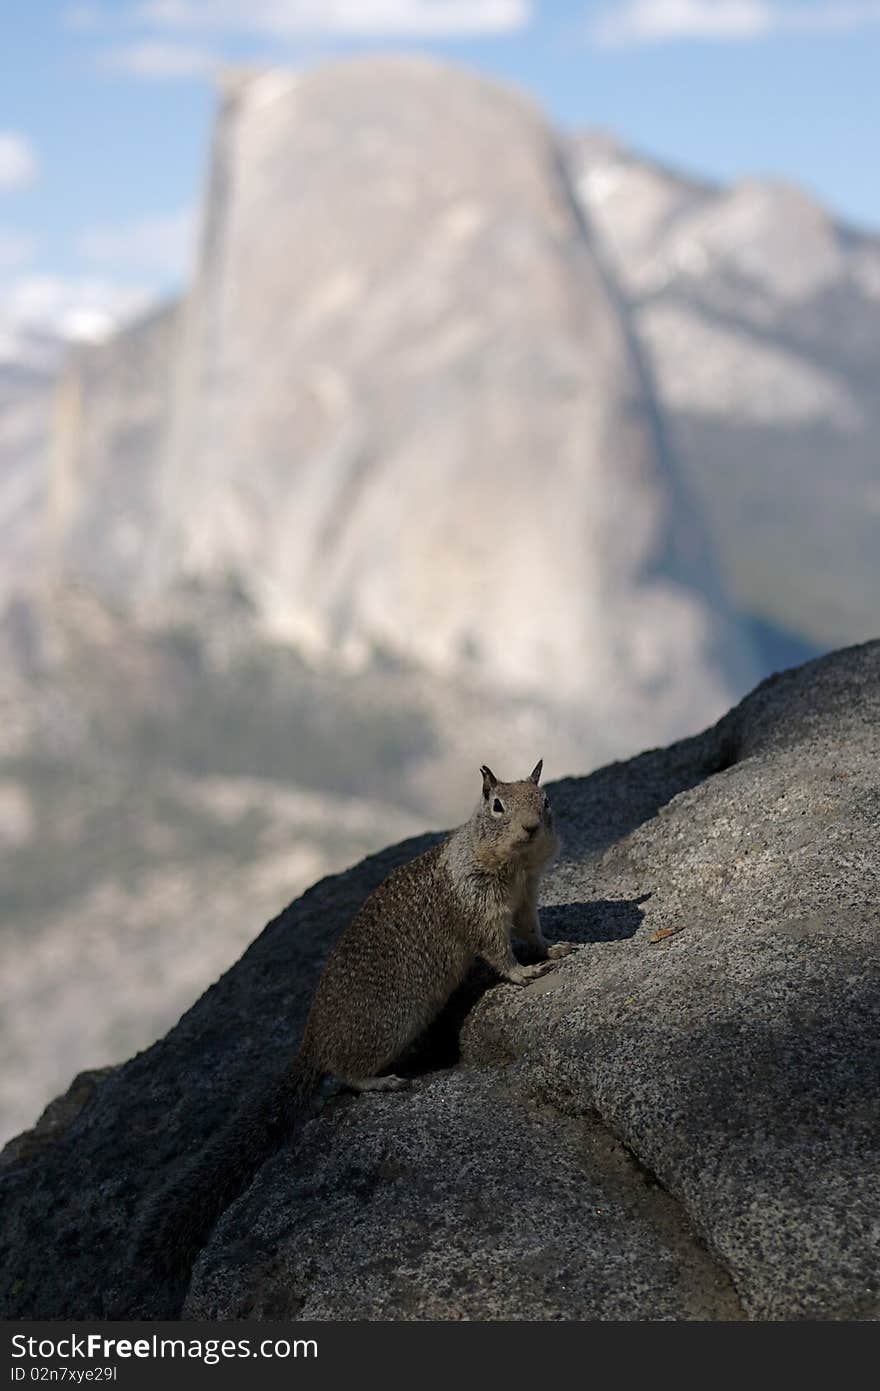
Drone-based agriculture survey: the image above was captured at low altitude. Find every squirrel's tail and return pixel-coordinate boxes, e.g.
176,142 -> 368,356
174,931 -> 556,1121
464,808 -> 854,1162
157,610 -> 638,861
138,1048 -> 322,1283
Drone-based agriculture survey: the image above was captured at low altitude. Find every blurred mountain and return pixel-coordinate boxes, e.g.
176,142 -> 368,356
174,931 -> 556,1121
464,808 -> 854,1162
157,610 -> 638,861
0,365 -> 54,608
35,60 -> 754,726
44,303 -> 181,603
1,56 -> 875,1142
572,132 -> 880,651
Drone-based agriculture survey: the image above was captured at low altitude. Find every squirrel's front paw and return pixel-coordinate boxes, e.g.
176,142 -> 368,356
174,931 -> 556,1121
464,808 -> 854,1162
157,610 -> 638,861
505,961 -> 554,986
546,941 -> 577,959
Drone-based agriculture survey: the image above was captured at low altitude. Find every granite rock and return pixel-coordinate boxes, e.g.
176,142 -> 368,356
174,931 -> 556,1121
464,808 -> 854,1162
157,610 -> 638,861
2,642 -> 877,1320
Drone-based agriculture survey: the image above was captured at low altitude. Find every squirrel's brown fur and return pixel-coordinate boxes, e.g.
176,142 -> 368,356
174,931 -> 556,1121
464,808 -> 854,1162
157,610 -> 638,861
140,760 -> 572,1279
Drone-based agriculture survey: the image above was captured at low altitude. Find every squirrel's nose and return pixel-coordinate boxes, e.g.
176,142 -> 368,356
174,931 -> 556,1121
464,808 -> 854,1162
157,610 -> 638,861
524,821 -> 540,837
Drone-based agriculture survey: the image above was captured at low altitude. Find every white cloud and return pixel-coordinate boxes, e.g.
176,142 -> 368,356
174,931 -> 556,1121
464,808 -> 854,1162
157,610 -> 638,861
0,274 -> 160,359
97,39 -> 219,78
90,1 -> 532,80
134,0 -> 533,38
0,133 -> 39,192
591,0 -> 880,47
79,207 -> 196,274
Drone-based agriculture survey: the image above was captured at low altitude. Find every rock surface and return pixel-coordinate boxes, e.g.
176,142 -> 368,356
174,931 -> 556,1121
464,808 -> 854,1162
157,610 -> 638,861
46,304 -> 180,600
2,642 -> 878,1320
572,133 -> 880,650
0,366 -> 53,608
148,57 -> 752,717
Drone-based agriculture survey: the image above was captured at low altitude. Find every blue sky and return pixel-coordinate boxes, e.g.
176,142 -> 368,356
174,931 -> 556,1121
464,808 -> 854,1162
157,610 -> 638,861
1,0 -> 879,356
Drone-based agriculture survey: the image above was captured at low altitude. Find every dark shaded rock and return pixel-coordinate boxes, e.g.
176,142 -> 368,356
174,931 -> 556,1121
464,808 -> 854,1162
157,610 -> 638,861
187,1070 -> 741,1321
2,642 -> 878,1320
0,1068 -> 117,1170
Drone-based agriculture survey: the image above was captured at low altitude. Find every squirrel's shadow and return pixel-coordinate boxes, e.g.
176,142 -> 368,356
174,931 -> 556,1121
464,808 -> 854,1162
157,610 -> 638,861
399,894 -> 649,1077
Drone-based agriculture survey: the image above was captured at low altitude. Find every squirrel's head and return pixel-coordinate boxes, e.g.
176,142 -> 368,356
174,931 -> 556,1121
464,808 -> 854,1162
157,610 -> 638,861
473,760 -> 559,868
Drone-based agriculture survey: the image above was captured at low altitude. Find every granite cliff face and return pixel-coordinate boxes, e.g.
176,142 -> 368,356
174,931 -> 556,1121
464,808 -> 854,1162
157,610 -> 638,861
0,366 -> 54,608
572,133 -> 880,649
2,643 -> 878,1320
45,303 -> 181,601
143,58 -> 752,719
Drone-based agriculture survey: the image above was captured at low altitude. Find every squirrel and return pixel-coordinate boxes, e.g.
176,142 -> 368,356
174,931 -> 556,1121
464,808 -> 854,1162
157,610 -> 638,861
139,759 -> 573,1280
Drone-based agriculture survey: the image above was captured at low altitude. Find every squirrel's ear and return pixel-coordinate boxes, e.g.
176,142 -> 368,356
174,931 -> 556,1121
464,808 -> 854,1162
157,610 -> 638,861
480,765 -> 498,797
529,759 -> 543,785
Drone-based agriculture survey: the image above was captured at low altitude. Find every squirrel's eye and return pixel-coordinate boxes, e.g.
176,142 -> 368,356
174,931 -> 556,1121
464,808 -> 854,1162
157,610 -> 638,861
543,794 -> 549,808
492,798 -> 504,814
